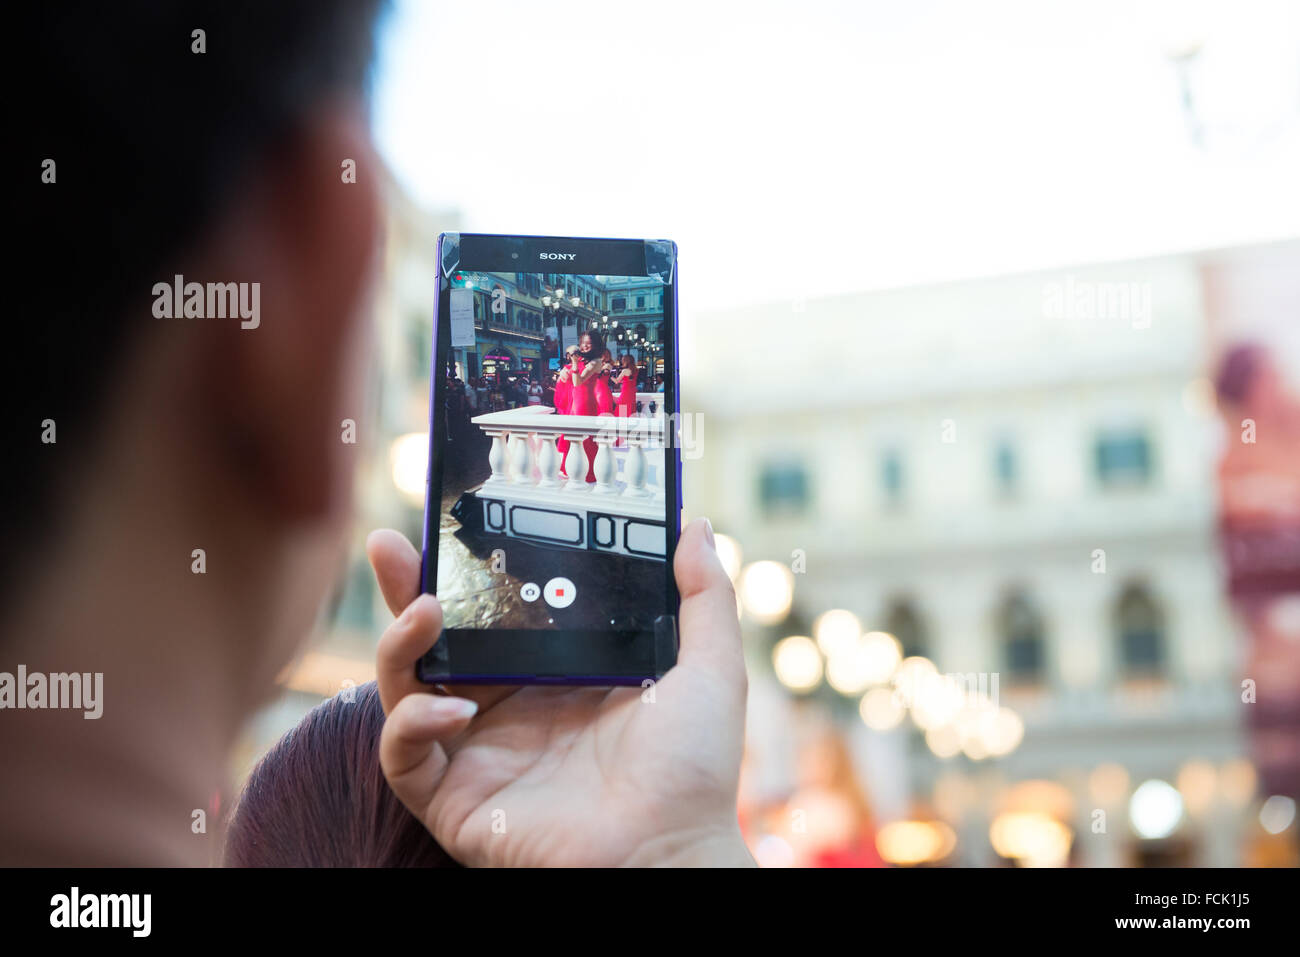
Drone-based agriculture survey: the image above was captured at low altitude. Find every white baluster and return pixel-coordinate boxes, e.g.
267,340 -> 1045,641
537,433 -> 561,487
592,432 -> 617,494
652,445 -> 667,502
565,434 -> 589,493
508,432 -> 534,484
622,437 -> 649,497
485,430 -> 507,484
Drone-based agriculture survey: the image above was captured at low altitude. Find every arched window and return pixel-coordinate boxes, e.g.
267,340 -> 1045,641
1116,583 -> 1165,678
884,598 -> 926,660
999,590 -> 1045,685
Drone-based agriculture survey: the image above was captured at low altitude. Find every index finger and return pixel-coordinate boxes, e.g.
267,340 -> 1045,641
366,528 -> 517,713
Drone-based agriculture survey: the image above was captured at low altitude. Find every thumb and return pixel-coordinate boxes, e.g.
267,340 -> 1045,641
379,693 -> 478,825
672,518 -> 746,693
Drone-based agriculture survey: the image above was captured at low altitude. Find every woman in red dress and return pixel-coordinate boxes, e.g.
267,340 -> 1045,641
571,332 -> 605,482
613,354 -> 638,418
594,349 -> 616,415
554,346 -> 578,476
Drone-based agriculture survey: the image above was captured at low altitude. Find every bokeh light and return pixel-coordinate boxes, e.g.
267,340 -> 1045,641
859,687 -> 906,730
772,635 -> 822,692
389,432 -> 429,503
739,561 -> 795,624
1129,779 -> 1184,840
813,609 -> 861,659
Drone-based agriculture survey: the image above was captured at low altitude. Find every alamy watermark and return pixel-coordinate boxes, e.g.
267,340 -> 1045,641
50,887 -> 150,937
0,665 -> 103,719
152,274 -> 260,329
1042,275 -> 1151,329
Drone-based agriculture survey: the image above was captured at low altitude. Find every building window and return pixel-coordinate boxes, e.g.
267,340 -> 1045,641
758,463 -> 810,517
637,295 -> 645,309
1116,583 -> 1165,678
999,591 -> 1045,685
994,440 -> 1017,497
612,297 -> 626,312
881,449 -> 904,508
1095,431 -> 1152,486
884,598 -> 926,660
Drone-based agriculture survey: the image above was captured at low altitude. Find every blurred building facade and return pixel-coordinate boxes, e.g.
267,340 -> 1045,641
689,244 -> 1300,866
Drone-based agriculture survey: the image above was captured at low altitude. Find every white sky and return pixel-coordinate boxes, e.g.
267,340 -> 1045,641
372,0 -> 1300,312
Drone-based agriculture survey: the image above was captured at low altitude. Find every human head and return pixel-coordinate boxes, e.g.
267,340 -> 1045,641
579,330 -> 605,358
225,682 -> 459,867
4,1 -> 386,862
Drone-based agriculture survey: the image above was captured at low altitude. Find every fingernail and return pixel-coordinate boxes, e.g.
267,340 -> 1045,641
430,696 -> 477,720
702,517 -> 716,550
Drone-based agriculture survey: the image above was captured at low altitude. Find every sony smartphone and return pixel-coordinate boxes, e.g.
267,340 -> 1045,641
418,232 -> 680,684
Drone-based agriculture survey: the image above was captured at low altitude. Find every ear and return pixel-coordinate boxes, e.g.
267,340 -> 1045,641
193,101 -> 382,524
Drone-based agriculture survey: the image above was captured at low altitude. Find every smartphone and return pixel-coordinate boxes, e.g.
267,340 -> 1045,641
418,233 -> 680,685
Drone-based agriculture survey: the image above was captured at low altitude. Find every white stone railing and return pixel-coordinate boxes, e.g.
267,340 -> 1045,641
466,406 -> 669,558
472,407 -> 665,503
635,391 -> 665,413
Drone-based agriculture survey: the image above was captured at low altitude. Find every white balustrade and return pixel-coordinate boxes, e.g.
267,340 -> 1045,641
622,437 -> 650,497
536,433 -> 561,488
508,432 -> 533,484
564,432 -> 589,493
485,430 -> 508,484
591,432 -> 618,494
634,392 -> 666,415
469,407 -> 666,516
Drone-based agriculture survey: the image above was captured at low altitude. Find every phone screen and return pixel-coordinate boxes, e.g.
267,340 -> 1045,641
420,234 -> 679,683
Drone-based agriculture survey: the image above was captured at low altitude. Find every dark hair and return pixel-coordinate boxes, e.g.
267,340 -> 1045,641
225,681 -> 459,867
9,1 -> 384,593
579,330 -> 606,356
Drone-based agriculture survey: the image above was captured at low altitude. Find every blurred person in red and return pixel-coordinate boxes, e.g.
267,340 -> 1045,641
778,731 -> 884,868
1216,343 -> 1300,821
4,1 -> 752,867
1216,344 -> 1300,524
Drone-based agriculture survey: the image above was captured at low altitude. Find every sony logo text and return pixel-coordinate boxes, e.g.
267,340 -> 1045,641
539,252 -> 576,261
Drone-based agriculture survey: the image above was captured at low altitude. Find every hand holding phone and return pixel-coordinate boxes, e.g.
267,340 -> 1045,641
366,520 -> 753,867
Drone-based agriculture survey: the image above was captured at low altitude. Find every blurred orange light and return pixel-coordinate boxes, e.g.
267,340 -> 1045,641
876,820 -> 956,866
1088,763 -> 1130,807
990,811 -> 1072,867
772,635 -> 822,692
1176,760 -> 1217,817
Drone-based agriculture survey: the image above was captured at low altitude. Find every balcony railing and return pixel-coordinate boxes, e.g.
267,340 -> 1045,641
464,402 -> 668,559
